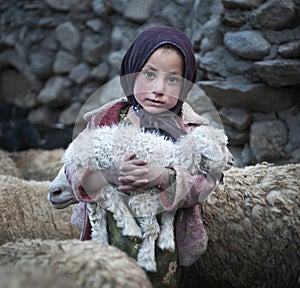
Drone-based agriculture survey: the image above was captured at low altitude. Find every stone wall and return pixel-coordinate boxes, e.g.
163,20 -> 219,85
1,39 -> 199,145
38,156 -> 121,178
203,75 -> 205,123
0,0 -> 299,166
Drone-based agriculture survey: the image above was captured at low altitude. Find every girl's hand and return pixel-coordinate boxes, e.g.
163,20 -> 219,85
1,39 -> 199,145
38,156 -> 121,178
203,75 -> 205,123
118,153 -> 169,191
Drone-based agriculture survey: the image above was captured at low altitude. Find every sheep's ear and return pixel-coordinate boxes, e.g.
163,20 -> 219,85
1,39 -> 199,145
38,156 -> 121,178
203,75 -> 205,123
182,102 -> 210,125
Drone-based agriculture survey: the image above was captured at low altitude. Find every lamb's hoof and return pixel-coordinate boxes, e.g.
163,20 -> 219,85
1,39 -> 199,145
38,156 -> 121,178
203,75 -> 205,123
140,260 -> 157,273
157,236 -> 175,252
122,225 -> 142,238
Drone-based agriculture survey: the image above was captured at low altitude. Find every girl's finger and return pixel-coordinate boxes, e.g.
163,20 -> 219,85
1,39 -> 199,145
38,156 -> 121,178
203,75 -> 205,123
123,153 -> 137,161
119,165 -> 148,174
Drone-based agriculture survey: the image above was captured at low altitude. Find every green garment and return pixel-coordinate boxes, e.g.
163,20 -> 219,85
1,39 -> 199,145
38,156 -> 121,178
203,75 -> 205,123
107,211 -> 181,287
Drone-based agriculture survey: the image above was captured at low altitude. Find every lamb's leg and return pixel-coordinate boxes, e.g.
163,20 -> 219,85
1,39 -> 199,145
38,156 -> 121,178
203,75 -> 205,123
136,216 -> 160,272
87,203 -> 108,245
157,211 -> 176,252
100,186 -> 142,238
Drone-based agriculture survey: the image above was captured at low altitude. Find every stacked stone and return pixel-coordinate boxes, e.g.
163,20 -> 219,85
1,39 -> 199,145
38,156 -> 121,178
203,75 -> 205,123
0,0 -> 299,165
196,0 -> 300,166
0,0 -> 204,147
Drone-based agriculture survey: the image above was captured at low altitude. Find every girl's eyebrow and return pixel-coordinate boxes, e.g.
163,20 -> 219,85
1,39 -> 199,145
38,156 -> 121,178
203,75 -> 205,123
142,64 -> 158,71
143,64 -> 182,76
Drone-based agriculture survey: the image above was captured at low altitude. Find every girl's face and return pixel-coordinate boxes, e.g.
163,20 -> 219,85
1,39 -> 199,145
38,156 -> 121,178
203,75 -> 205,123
133,47 -> 184,114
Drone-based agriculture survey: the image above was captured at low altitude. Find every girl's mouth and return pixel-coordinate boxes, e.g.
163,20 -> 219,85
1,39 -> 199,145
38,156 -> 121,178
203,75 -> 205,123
146,99 -> 164,106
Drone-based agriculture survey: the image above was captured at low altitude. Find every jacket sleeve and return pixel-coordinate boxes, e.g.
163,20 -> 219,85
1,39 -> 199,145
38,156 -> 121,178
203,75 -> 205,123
159,164 -> 217,210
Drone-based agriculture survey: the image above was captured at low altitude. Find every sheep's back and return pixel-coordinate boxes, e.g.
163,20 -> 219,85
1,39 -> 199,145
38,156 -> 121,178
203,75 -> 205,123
0,239 -> 152,288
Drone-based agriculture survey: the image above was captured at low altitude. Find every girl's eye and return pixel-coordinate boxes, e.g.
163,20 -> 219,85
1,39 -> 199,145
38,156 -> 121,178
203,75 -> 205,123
144,71 -> 155,79
167,76 -> 180,85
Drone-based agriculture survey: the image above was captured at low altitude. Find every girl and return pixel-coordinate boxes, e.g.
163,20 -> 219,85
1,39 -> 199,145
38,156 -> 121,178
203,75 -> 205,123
67,26 -> 226,287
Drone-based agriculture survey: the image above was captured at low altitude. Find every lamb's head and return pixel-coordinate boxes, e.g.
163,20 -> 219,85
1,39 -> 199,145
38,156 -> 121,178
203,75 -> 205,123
178,125 -> 233,176
48,166 -> 78,209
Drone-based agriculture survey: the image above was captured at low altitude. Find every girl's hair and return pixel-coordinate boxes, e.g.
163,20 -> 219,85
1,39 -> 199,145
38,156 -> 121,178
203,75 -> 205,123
158,43 -> 185,74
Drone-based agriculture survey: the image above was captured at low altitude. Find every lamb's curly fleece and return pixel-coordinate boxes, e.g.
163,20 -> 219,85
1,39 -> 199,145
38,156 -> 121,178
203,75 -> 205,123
63,123 -> 230,272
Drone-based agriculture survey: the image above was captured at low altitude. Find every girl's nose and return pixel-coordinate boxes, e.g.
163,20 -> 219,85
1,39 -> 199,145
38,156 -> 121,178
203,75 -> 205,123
152,77 -> 165,96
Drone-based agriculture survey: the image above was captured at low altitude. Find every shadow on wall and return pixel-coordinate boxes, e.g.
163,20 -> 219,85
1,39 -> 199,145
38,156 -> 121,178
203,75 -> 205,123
0,60 -> 72,151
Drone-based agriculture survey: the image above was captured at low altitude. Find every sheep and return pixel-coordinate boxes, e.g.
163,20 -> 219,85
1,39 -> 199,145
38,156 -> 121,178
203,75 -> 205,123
0,148 -> 23,178
62,122 -> 231,272
0,175 -> 80,245
0,239 -> 152,288
49,160 -> 300,287
11,148 -> 64,181
182,162 -> 300,288
48,166 -> 78,210
0,265 -> 73,288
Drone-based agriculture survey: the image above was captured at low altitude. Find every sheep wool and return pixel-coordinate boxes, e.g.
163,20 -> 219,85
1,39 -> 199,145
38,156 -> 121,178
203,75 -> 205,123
11,148 -> 64,181
0,239 -> 152,288
0,265 -> 73,288
0,175 -> 79,245
63,122 -> 231,272
0,149 -> 23,178
183,162 -> 300,288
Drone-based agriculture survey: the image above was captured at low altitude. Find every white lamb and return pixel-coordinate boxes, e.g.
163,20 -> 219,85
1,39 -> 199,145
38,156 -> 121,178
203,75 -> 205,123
62,122 -> 232,272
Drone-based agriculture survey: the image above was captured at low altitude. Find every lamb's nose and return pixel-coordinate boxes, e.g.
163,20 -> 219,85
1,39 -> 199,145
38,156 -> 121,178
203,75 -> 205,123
48,187 -> 62,202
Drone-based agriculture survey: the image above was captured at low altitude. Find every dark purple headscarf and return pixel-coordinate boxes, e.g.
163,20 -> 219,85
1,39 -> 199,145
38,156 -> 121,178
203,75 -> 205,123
120,25 -> 197,141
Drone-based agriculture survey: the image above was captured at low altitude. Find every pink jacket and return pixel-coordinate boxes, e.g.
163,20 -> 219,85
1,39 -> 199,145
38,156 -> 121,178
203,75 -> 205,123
67,98 -> 217,267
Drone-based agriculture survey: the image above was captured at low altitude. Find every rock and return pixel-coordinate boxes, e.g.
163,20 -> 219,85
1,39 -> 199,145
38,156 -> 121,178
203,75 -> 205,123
52,51 -> 77,74
86,19 -> 103,33
251,112 -> 277,122
92,0 -> 110,16
199,47 -> 256,80
278,107 -> 300,153
38,76 -> 72,106
55,22 -> 81,51
289,147 -> 300,163
77,83 -> 99,102
222,0 -> 265,10
241,143 -> 256,165
45,0 -> 89,11
59,102 -> 82,126
224,125 -> 249,146
108,50 -> 125,75
41,34 -> 59,51
228,145 -> 246,167
219,107 -> 252,130
199,79 -> 294,112
28,106 -> 58,127
278,40 -> 300,58
222,9 -> 246,27
110,26 -> 136,51
91,63 -> 109,81
224,30 -> 270,60
69,63 -> 91,84
255,60 -> 300,87
249,120 -> 288,162
124,0 -> 155,23
82,34 -> 109,65
29,51 -> 53,79
200,18 -> 223,51
261,26 -> 300,45
109,0 -> 129,14
250,0 -> 298,30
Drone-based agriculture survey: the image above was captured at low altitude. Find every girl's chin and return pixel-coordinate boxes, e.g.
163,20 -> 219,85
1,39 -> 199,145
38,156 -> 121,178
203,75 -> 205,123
143,107 -> 166,114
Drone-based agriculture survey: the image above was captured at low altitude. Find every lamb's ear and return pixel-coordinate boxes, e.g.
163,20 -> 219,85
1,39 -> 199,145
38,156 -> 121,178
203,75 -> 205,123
182,102 -> 209,126
83,97 -> 127,121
